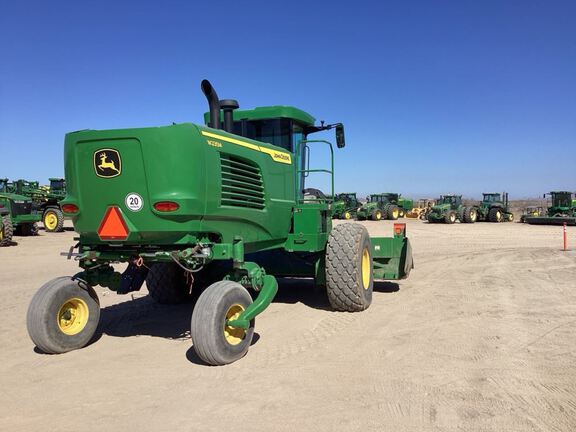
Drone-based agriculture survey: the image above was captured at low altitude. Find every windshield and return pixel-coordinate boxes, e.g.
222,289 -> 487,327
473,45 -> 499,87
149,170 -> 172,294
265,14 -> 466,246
383,193 -> 398,201
51,179 -> 65,190
233,119 -> 295,152
552,192 -> 572,207
483,194 -> 500,203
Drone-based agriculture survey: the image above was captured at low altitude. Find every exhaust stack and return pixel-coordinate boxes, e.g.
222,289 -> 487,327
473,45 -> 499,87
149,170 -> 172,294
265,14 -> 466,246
201,80 -> 220,129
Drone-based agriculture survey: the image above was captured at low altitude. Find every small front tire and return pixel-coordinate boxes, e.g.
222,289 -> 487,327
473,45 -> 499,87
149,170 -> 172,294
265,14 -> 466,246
191,281 -> 255,366
27,277 -> 100,354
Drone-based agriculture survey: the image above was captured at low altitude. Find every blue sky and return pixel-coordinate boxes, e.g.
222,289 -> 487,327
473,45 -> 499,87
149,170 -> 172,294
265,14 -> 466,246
1,0 -> 574,198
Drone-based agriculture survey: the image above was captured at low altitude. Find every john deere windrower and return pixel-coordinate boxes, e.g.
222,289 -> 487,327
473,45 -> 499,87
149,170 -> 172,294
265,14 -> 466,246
524,191 -> 576,225
26,80 -> 413,365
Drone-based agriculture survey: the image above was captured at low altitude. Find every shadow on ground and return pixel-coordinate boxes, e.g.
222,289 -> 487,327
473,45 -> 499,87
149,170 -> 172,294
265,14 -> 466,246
83,277 -> 400,364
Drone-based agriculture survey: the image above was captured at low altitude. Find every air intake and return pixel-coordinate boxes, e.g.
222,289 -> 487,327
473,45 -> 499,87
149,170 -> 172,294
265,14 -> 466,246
220,154 -> 265,209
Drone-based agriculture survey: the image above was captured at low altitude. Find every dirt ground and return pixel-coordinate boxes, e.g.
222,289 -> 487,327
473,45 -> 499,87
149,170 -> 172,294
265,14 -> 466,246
1,219 -> 575,432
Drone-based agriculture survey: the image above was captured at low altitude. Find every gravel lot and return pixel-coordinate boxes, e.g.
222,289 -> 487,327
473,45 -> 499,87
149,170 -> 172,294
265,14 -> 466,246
1,219 -> 575,432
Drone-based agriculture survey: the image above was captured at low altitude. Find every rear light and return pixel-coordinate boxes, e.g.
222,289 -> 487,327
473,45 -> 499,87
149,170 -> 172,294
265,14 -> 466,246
154,201 -> 179,212
62,204 -> 79,214
393,223 -> 406,237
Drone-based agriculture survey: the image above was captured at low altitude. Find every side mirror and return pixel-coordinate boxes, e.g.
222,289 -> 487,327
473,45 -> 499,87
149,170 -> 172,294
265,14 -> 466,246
335,124 -> 345,148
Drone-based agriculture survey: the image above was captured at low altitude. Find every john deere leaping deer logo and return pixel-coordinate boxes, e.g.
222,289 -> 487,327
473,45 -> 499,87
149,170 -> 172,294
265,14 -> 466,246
94,149 -> 122,178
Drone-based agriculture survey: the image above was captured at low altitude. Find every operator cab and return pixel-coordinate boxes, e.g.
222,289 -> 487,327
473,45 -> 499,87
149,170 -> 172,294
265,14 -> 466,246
201,80 -> 345,200
483,193 -> 501,203
204,105 -> 344,153
440,195 -> 461,205
549,191 -> 573,208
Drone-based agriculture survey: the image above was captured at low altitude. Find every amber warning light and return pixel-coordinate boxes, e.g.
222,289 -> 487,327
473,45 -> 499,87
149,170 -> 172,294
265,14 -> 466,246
98,207 -> 129,240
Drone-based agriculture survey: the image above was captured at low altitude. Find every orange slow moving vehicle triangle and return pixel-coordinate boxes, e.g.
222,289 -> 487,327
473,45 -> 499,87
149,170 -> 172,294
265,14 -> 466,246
97,206 -> 129,240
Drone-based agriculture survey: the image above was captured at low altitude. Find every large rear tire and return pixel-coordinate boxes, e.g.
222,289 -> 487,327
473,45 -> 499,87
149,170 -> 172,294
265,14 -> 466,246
0,215 -> 13,246
27,277 -> 100,354
463,207 -> 477,223
43,208 -> 65,233
489,207 -> 503,222
191,280 -> 254,366
325,223 -> 373,312
145,263 -> 194,304
387,205 -> 400,220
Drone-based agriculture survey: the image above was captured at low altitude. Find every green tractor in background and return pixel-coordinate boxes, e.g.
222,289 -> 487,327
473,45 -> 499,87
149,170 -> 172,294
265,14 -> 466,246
0,178 -> 41,240
12,178 -> 66,232
525,191 -> 576,225
26,80 -> 413,366
332,192 -> 359,220
391,193 -> 413,218
356,193 -> 401,221
475,192 -> 514,222
427,194 -> 477,224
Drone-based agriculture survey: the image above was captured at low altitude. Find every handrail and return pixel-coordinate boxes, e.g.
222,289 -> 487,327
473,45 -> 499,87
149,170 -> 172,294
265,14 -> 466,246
296,139 -> 334,204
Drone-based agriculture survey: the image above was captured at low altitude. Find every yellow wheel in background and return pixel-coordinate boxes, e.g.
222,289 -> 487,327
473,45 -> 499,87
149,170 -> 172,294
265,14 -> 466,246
344,211 -> 352,220
44,212 -> 58,231
43,208 -> 64,232
224,304 -> 246,346
57,298 -> 89,335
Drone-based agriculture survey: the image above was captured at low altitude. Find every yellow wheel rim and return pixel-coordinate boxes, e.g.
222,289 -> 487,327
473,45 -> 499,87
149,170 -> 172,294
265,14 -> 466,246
57,298 -> 89,335
376,211 -> 381,220
0,229 -> 3,241
361,247 -> 371,290
44,212 -> 58,230
224,304 -> 246,346
450,214 -> 456,222
392,209 -> 399,219
344,212 -> 351,220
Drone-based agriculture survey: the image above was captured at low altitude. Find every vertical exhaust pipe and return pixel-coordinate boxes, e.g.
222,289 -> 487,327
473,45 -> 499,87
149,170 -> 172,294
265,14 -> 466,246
220,99 -> 239,133
201,79 -> 220,129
